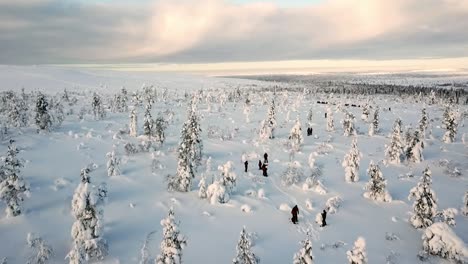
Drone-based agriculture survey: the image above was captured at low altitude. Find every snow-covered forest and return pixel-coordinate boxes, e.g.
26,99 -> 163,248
0,66 -> 467,264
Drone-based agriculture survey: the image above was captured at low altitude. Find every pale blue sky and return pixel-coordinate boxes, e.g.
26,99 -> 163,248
231,0 -> 322,7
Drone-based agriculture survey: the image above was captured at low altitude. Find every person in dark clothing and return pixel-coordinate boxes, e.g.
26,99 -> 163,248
263,153 -> 268,164
291,205 -> 299,224
262,163 -> 268,177
321,209 -> 327,227
258,160 -> 262,170
244,160 -> 248,172
325,112 -> 327,118
307,127 -> 313,136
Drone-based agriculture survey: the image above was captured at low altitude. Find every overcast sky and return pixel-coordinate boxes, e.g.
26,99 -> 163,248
1,0 -> 468,67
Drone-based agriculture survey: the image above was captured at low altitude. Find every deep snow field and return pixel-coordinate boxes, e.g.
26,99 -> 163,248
0,66 -> 467,264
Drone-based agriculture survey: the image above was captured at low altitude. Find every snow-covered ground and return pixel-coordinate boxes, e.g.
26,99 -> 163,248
0,66 -> 466,263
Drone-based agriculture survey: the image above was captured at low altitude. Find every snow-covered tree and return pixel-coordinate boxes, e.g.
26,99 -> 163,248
156,208 -> 187,264
282,161 -> 304,186
289,118 -> 304,152
51,98 -> 65,128
435,208 -> 458,227
186,101 -> 203,167
307,107 -> 313,130
385,118 -> 404,164
219,161 -> 236,194
198,175 -> 207,199
120,87 -> 128,112
364,161 -> 391,202
346,237 -> 367,264
91,93 -> 105,120
361,103 -> 370,121
293,236 -> 314,264
342,138 -> 361,182
326,107 -> 334,132
0,140 -> 29,217
26,233 -> 54,264
154,114 -> 167,145
429,90 -> 436,105
265,98 -> 277,139
243,96 -> 251,123
442,106 -> 458,143
35,93 -> 52,131
232,227 -> 259,264
420,222 -> 468,263
369,107 -> 379,136
167,119 -> 195,192
462,191 -> 468,216
143,105 -> 154,137
129,108 -> 138,137
408,167 -> 438,229
405,128 -> 424,163
206,180 -> 229,204
419,108 -> 429,136
342,111 -> 356,137
67,168 -> 108,262
106,150 -> 120,177
258,120 -> 273,140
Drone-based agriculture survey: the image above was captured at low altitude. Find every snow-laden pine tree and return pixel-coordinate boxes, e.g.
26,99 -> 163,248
385,119 -> 404,164
420,222 -> 468,263
404,128 -> 424,163
429,90 -> 436,105
232,227 -> 259,264
186,101 -> 203,167
293,236 -> 314,264
206,180 -> 229,204
167,119 -> 194,192
143,104 -> 154,137
326,107 -> 334,132
120,87 -> 128,112
258,120 -> 272,140
442,106 -> 458,143
27,233 -> 54,264
265,98 -> 277,139
129,108 -> 138,137
67,168 -> 108,262
346,237 -> 367,264
155,208 -> 187,264
154,114 -> 167,145
342,138 -> 361,182
106,150 -> 120,177
361,103 -> 370,121
307,107 -> 313,130
243,96 -> 251,123
342,111 -> 356,137
282,161 -> 304,186
91,93 -> 105,120
198,175 -> 207,199
51,98 -> 65,128
35,93 -> 52,131
363,161 -> 392,202
219,161 -> 236,194
462,191 -> 468,216
371,107 -> 379,134
408,167 -> 438,229
419,108 -> 429,137
289,118 -> 304,152
0,140 -> 29,217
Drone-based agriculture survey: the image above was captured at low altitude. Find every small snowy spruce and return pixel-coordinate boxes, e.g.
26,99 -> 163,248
442,106 -> 458,143
106,150 -> 121,177
35,93 -> 52,131
198,175 -> 207,199
0,140 -> 29,217
67,168 -> 108,263
346,237 -> 368,264
282,161 -> 304,186
408,167 -> 438,229
91,93 -> 105,120
293,236 -> 314,264
326,107 -> 334,132
26,233 -> 54,264
342,138 -> 361,182
420,222 -> 468,263
289,118 -> 304,152
219,161 -> 237,194
232,227 -> 259,264
364,161 -> 391,202
155,208 -> 187,264
385,118 -> 404,164
129,108 -> 138,137
342,111 -> 356,136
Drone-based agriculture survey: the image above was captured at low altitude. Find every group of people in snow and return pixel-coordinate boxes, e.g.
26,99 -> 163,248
291,205 -> 327,227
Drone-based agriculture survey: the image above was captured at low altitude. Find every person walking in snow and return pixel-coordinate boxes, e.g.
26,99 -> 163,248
262,163 -> 268,177
244,160 -> 248,172
291,205 -> 299,224
321,209 -> 327,227
264,153 -> 268,164
258,160 -> 262,170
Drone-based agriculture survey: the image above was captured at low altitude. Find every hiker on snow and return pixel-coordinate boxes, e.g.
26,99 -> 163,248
244,160 -> 248,172
258,160 -> 262,170
262,163 -> 268,177
291,205 -> 299,224
264,153 -> 268,163
321,209 -> 327,227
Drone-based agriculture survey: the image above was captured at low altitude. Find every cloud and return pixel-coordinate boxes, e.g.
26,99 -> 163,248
0,0 -> 467,64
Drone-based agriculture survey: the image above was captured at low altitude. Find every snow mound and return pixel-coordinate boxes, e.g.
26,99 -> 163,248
325,196 -> 343,214
257,188 -> 266,199
241,204 -> 252,213
421,222 -> 468,263
52,178 -> 71,191
279,203 -> 291,212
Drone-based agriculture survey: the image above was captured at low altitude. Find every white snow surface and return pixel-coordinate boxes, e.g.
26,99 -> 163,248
0,66 -> 466,263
